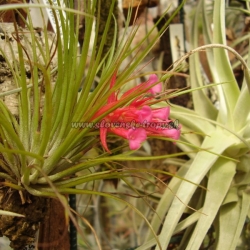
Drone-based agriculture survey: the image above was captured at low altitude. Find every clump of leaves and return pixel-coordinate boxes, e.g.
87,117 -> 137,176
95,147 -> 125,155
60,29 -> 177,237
0,0 -> 188,249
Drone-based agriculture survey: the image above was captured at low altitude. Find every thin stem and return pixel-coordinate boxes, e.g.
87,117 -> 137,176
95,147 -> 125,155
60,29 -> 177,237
173,43 -> 249,72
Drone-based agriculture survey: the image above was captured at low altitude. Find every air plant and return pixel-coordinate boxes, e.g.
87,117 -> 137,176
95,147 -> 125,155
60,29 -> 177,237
0,0 -> 187,249
139,0 -> 250,249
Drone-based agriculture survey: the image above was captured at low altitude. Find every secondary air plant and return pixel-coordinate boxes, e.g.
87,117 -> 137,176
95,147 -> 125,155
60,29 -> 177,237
139,1 -> 250,249
0,0 -> 185,249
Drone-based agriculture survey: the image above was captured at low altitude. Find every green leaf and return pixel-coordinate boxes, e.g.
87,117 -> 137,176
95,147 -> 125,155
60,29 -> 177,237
213,0 -> 240,127
189,0 -> 218,120
216,192 -> 250,249
185,158 -> 236,250
233,85 -> 250,132
145,162 -> 191,242
155,130 -> 237,250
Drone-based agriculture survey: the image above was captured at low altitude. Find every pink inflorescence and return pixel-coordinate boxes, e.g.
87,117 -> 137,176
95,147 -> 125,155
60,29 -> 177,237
93,73 -> 181,153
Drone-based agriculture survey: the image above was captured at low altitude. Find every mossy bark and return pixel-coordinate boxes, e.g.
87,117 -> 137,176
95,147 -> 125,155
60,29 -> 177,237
95,0 -> 118,64
0,188 -> 49,250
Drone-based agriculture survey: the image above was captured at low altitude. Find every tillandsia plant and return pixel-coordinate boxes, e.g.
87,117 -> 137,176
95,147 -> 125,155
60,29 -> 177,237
138,0 -> 250,249
0,0 -> 189,249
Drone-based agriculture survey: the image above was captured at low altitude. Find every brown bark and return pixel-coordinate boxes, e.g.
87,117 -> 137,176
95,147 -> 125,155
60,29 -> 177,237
38,198 -> 70,250
122,0 -> 159,8
0,0 -> 29,27
96,0 -> 118,60
0,189 -> 49,250
123,0 -> 159,26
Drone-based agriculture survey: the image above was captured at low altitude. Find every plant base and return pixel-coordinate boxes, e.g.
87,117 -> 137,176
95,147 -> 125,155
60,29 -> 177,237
0,188 -> 49,250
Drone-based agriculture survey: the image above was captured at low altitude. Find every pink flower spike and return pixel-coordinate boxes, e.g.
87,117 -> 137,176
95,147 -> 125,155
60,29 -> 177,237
147,74 -> 162,94
110,71 -> 117,89
135,106 -> 152,123
127,128 -> 147,150
152,107 -> 170,120
100,127 -> 111,153
110,127 -> 129,139
161,128 -> 181,140
121,74 -> 161,100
